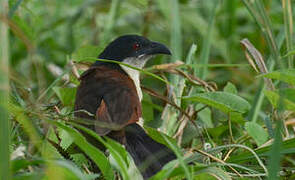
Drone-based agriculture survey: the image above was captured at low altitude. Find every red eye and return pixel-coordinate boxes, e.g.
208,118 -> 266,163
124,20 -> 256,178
133,43 -> 140,50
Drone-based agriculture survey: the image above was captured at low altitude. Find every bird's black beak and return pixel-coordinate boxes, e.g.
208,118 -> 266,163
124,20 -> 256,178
142,41 -> 172,56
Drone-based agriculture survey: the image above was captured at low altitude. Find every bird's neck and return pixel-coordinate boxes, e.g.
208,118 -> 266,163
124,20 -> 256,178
122,66 -> 142,100
120,56 -> 151,101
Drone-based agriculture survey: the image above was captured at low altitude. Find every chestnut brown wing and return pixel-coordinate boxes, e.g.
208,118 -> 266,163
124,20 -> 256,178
74,66 -> 142,135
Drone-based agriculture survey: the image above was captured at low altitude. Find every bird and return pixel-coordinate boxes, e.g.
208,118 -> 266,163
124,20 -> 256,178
74,35 -> 176,179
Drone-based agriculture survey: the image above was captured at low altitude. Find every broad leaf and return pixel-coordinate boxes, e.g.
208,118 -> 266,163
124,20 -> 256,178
142,93 -> 154,123
69,122 -> 131,180
51,121 -> 114,180
53,87 -> 77,106
11,159 -> 45,173
144,126 -> 177,148
223,82 -> 238,94
264,89 -> 295,112
183,92 -> 251,113
262,69 -> 295,85
245,122 -> 268,146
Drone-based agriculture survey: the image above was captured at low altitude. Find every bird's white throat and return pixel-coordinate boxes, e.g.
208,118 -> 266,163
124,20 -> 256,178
120,56 -> 152,101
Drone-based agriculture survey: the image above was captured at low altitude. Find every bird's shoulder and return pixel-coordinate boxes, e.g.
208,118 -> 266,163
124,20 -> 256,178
79,65 -> 135,87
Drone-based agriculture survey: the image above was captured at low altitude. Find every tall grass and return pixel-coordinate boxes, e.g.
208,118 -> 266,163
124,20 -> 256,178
0,1 -> 10,180
282,0 -> 293,68
195,0 -> 218,79
4,0 -> 295,179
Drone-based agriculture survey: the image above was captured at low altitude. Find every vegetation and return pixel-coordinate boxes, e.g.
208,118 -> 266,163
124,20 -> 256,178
1,0 -> 295,179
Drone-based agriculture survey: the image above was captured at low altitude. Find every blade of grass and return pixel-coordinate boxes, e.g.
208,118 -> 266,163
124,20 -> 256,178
50,121 -> 115,180
225,0 -> 238,64
0,1 -> 10,179
162,135 -> 192,180
83,57 -> 170,84
182,63 -> 249,68
240,38 -> 275,91
8,103 -> 42,151
170,0 -> 182,102
185,44 -> 197,66
170,0 -> 182,68
241,0 -> 283,69
247,28 -> 285,123
195,1 -> 218,79
68,122 -> 131,180
37,64 -> 72,102
267,121 -> 283,180
207,144 -> 268,175
282,0 -> 293,68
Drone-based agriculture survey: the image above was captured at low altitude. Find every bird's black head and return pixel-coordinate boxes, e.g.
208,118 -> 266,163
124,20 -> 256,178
95,35 -> 171,66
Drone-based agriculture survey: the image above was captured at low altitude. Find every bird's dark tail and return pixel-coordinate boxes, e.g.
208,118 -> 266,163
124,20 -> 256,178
124,124 -> 176,179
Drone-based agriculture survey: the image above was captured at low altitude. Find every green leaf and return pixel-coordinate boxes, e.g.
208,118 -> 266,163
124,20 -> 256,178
208,125 -> 228,138
13,172 -> 44,180
198,107 -> 213,128
11,159 -> 45,174
52,87 -> 77,106
282,49 -> 295,58
228,137 -> 295,163
69,122 -> 131,180
59,129 -> 74,150
144,126 -> 177,148
142,93 -> 154,123
197,167 -> 231,180
262,69 -> 295,85
151,165 -> 230,180
267,121 -> 283,180
264,89 -> 295,112
185,43 -> 197,65
245,122 -> 268,146
70,154 -> 89,169
183,92 -> 251,113
52,160 -> 97,180
50,121 -> 114,180
105,136 -> 129,169
72,45 -> 103,62
223,82 -> 238,94
230,112 -> 245,124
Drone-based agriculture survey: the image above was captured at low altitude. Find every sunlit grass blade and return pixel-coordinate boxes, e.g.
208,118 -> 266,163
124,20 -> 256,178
170,0 -> 182,66
0,1 -> 10,179
182,63 -> 249,68
185,44 -> 197,71
82,57 -> 170,84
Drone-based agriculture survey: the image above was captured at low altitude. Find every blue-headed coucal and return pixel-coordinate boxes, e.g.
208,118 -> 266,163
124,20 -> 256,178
74,35 -> 176,179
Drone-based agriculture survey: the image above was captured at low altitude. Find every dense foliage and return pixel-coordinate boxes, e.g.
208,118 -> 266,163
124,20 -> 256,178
1,0 -> 295,179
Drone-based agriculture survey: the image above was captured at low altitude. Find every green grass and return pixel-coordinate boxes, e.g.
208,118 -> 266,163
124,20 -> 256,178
0,1 -> 10,179
2,0 -> 295,179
